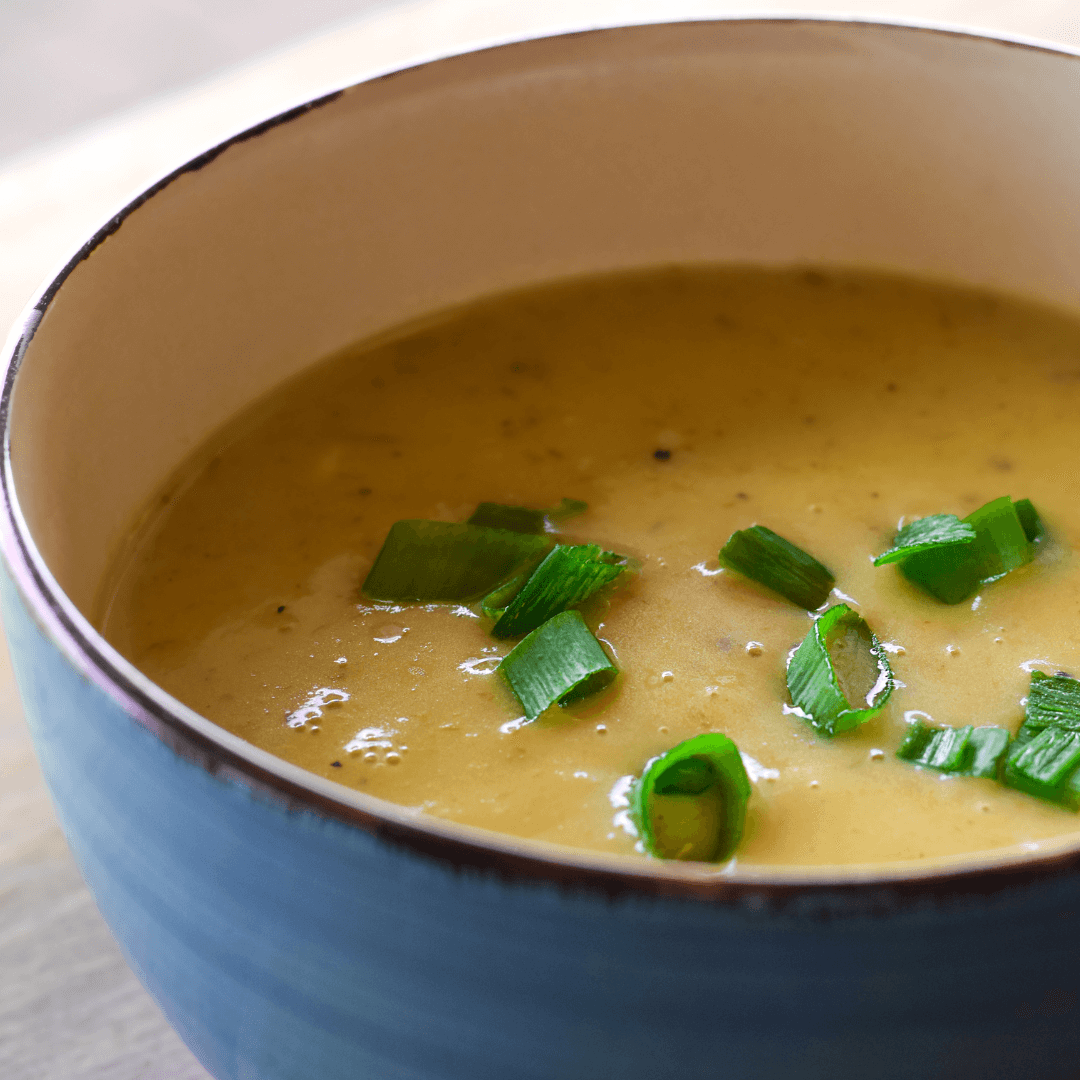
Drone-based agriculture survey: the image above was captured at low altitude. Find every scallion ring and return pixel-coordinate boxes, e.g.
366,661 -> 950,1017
630,733 -> 751,862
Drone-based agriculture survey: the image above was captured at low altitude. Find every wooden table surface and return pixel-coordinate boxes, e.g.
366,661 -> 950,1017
2,2 -> 1077,1076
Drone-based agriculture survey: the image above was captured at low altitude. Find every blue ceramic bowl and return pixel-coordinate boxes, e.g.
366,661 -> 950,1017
6,18 -> 1080,1080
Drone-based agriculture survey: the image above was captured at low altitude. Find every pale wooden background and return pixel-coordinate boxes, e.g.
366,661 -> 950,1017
0,0 -> 403,162
2,2 -> 1078,1077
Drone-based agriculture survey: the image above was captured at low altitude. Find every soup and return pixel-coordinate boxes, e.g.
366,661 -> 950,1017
99,266 -> 1080,867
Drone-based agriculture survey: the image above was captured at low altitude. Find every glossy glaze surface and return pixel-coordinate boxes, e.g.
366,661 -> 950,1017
10,557 -> 1080,1080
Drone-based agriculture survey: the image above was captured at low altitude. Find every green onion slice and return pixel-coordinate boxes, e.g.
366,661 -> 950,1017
629,733 -> 751,862
888,497 -> 1036,604
1004,728 -> 1080,809
498,609 -> 617,720
786,604 -> 893,736
489,544 -> 629,640
468,503 -> 546,534
1017,671 -> 1080,744
996,671 -> 1080,808
897,720 -> 1010,778
548,497 -> 589,522
872,514 -> 975,566
719,525 -> 835,610
898,671 -> 1080,806
969,496 -> 1034,579
468,497 -> 588,534
1014,498 -> 1045,544
968,726 -> 1013,779
480,572 -> 530,620
897,720 -> 973,771
362,521 -> 549,602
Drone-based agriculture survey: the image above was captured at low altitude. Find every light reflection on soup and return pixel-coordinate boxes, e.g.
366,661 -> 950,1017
99,266 -> 1080,866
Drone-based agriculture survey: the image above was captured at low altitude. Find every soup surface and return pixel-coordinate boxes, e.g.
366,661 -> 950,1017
100,267 -> 1080,867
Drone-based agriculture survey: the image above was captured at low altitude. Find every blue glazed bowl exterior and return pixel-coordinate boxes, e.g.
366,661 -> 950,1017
6,18 -> 1080,1080
6,559 -> 1080,1080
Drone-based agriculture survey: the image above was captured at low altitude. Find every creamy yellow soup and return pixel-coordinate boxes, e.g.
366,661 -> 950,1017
100,267 -> 1080,867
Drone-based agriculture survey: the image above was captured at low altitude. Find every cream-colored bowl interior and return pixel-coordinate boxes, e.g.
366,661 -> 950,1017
11,19 -> 1080,617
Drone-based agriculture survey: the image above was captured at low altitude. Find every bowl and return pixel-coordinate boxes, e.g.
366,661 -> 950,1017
5,17 -> 1080,1080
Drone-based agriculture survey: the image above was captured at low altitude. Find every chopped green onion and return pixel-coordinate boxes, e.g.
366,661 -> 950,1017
548,497 -> 589,522
896,719 -> 934,761
629,733 -> 751,862
994,671 -> 1080,807
480,572 -> 530,619
498,609 -> 617,720
931,726 -> 975,771
897,720 -> 1010,777
1016,670 -> 1080,744
1014,498 -> 1044,544
719,525 -> 835,610
362,520 -> 549,602
489,544 -> 628,640
872,514 -> 975,566
897,720 -> 973,771
888,497 -> 1035,604
1003,727 -> 1080,809
467,496 -> 588,534
970,496 -> 1033,579
786,604 -> 893,736
468,503 -> 546,534
968,726 -> 1013,779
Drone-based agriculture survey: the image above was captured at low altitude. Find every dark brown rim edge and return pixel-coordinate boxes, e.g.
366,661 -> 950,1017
5,15 -> 1080,911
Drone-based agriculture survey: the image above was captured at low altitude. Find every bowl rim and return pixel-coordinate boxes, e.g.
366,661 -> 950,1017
6,13 -> 1080,907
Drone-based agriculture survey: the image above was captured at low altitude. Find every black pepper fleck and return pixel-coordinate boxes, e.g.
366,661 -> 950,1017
653,448 -> 672,461
330,761 -> 342,768
277,605 -> 286,614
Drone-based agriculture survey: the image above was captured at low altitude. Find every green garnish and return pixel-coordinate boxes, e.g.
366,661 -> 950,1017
872,514 -> 975,566
960,496 -> 1033,579
719,525 -> 835,610
879,496 -> 1038,604
1014,498 -> 1045,544
899,674 -> 1080,806
549,497 -> 588,521
1017,671 -> 1080,743
480,572 -> 530,619
362,520 -> 549,602
897,719 -> 1010,778
786,603 -> 893,736
995,671 -> 1080,808
467,497 -> 587,534
468,503 -> 546,534
968,726 -> 1014,779
1004,728 -> 1080,809
897,720 -> 973,771
498,609 -> 617,720
488,544 -> 628,640
630,733 -> 751,862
